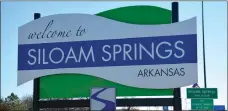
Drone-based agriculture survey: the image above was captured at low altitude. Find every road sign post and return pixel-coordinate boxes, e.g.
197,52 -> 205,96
172,3 -> 182,111
33,13 -> 41,111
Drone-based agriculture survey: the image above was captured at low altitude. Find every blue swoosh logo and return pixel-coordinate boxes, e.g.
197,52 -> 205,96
91,88 -> 115,111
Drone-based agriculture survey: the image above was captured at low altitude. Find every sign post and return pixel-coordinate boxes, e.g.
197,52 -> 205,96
172,2 -> 182,111
33,13 -> 41,111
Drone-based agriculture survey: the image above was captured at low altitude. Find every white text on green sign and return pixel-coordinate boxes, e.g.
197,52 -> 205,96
187,88 -> 218,99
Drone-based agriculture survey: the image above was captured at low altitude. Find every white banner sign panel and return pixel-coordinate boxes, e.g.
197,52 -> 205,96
18,14 -> 198,89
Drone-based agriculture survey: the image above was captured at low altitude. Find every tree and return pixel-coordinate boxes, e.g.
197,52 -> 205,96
5,93 -> 19,103
0,98 -> 9,111
0,98 -> 3,103
4,93 -> 25,110
0,103 -> 10,111
21,95 -> 33,111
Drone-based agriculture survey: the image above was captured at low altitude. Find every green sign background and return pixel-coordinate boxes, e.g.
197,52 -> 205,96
40,5 -> 173,99
191,99 -> 214,110
187,88 -> 218,99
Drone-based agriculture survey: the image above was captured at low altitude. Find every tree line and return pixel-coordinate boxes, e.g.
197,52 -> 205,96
0,93 -> 32,111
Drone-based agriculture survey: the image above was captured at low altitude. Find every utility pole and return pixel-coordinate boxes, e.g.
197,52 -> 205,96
202,1 -> 207,88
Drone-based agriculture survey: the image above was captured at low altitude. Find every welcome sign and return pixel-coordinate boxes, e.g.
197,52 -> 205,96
18,13 -> 198,89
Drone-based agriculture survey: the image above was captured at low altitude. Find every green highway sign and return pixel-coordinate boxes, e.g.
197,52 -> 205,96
187,88 -> 218,99
191,99 -> 214,110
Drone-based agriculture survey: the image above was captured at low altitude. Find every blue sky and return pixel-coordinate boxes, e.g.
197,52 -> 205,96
1,1 -> 227,110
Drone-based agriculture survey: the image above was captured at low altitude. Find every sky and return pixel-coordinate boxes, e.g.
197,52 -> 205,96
1,1 -> 227,110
